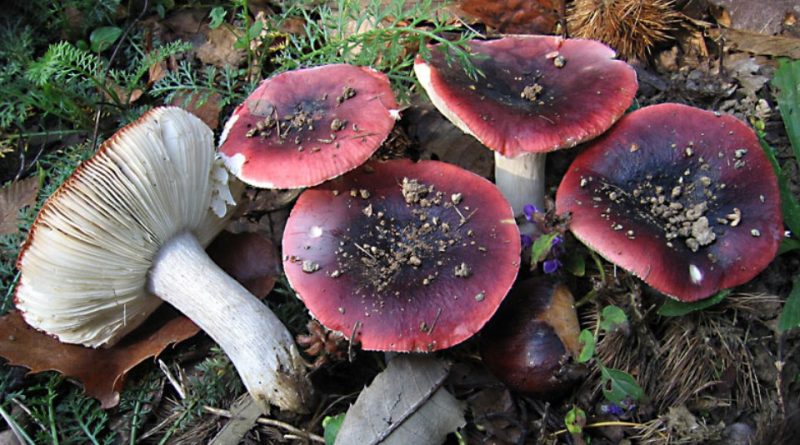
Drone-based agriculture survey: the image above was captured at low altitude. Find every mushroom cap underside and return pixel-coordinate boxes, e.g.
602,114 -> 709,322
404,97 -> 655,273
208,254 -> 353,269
16,107 -> 236,347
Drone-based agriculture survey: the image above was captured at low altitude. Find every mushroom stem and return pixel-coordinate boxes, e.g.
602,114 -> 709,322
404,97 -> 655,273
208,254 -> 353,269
148,232 -> 309,413
494,151 -> 546,217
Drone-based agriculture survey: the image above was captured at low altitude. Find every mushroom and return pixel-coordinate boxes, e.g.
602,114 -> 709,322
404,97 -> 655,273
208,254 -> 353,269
414,35 -> 637,219
219,63 -> 400,189
556,103 -> 783,301
480,279 -> 583,396
15,107 -> 309,412
282,159 -> 521,352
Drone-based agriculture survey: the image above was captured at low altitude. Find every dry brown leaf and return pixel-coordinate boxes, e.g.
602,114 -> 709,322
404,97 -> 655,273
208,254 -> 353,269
148,60 -> 168,86
0,232 -> 280,408
0,177 -> 39,234
406,97 -> 493,179
197,24 -> 245,68
206,231 -> 280,298
710,27 -> 800,59
170,92 -> 223,130
334,355 -> 465,445
457,0 -> 561,34
0,308 -> 199,409
709,0 -> 798,35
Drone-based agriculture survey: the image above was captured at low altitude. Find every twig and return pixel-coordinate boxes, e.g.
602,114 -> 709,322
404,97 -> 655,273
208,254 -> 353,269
203,406 -> 325,443
158,359 -> 186,400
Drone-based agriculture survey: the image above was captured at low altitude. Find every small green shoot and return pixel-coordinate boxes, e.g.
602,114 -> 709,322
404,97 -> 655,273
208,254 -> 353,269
766,58 -> 800,331
531,232 -> 559,265
657,289 -> 731,317
89,26 -> 122,53
577,305 -> 644,405
209,7 -> 227,29
564,406 -> 587,434
322,413 -> 346,445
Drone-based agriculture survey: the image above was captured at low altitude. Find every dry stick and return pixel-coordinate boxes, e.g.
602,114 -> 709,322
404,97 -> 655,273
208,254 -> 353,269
90,0 -> 150,151
203,406 -> 325,443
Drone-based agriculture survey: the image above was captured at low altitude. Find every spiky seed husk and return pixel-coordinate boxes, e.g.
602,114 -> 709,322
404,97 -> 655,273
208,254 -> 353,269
567,0 -> 681,61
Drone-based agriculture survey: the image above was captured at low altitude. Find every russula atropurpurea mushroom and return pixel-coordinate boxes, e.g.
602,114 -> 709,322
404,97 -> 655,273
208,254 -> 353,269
480,279 -> 583,397
414,35 -> 637,217
15,107 -> 309,412
219,63 -> 400,189
282,159 -> 521,352
556,103 -> 783,301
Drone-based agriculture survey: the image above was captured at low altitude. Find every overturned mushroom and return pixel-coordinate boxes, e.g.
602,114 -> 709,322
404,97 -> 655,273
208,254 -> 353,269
556,103 -> 783,301
414,35 -> 637,216
219,64 -> 400,189
15,108 -> 309,412
282,159 -> 521,352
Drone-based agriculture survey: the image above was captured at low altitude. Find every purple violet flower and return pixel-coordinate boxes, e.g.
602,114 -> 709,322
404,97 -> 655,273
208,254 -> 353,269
543,259 -> 561,274
521,234 -> 533,249
523,204 -> 539,222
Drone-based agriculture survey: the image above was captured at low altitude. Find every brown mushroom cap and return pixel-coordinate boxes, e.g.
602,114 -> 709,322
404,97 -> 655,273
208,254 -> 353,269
282,159 -> 521,352
219,64 -> 399,189
413,35 -> 637,158
556,103 -> 783,301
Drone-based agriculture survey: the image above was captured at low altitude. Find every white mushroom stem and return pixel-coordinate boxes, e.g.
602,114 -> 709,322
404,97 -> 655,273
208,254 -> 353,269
148,232 -> 309,413
494,151 -> 547,220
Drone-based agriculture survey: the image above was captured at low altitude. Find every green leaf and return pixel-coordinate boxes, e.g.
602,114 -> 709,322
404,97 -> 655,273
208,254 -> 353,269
599,305 -> 627,333
600,366 -> 644,404
759,134 -> 800,238
531,232 -> 558,265
658,289 -> 731,317
577,329 -> 595,363
773,59 -> 800,162
564,406 -> 587,434
562,251 -> 585,276
89,26 -> 122,53
209,7 -> 227,29
779,277 -> 800,332
779,238 -> 800,255
322,413 -> 345,445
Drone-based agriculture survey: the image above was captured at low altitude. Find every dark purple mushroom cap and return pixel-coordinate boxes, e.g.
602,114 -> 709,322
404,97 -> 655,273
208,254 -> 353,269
414,35 -> 637,158
556,104 -> 783,301
219,64 -> 399,189
282,159 -> 521,352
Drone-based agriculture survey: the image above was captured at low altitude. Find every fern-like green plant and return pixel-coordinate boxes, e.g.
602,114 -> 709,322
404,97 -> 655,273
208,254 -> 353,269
271,0 -> 480,102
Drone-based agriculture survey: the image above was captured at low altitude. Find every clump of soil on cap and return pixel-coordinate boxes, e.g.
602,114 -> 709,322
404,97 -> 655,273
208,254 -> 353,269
579,143 -> 760,259
331,177 -> 481,300
245,85 -> 360,152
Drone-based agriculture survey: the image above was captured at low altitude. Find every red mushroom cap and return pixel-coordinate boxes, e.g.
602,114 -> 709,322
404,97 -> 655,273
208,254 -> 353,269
282,159 -> 521,352
219,64 -> 399,189
414,35 -> 637,158
556,103 -> 783,301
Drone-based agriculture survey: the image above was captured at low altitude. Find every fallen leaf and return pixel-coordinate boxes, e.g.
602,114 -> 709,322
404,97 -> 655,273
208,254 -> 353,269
709,27 -> 800,58
406,96 -> 493,179
197,24 -> 246,68
170,92 -> 223,130
334,355 -> 465,445
469,388 -> 522,444
456,0 -> 562,34
206,231 -> 281,298
0,308 -> 198,409
708,0 -> 798,35
0,177 -> 39,235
